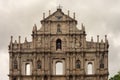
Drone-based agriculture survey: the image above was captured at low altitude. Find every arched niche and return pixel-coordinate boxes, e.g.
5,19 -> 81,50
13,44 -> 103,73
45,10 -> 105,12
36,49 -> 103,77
85,61 -> 94,75
56,62 -> 63,75
53,59 -> 65,75
25,63 -> 31,75
56,39 -> 62,50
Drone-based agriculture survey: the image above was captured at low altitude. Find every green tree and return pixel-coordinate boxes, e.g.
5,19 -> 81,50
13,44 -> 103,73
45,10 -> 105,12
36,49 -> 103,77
109,72 -> 120,80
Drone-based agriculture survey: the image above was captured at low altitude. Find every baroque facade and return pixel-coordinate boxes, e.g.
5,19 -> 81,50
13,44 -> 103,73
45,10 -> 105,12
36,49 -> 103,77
8,8 -> 109,80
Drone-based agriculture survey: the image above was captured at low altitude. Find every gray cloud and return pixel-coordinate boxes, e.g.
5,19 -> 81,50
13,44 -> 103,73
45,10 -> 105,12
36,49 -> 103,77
0,0 -> 120,79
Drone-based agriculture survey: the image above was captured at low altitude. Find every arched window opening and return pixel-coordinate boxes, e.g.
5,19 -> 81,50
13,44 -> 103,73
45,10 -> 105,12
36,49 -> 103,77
56,39 -> 62,50
13,77 -> 17,80
37,60 -> 41,69
57,24 -> 61,33
87,62 -> 93,75
56,62 -> 63,75
13,60 -> 18,69
69,75 -> 73,80
44,75 -> 48,80
25,63 -> 31,75
76,60 -> 81,69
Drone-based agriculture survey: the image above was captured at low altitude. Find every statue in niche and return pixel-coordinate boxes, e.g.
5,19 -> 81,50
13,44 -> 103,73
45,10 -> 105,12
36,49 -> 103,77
57,42 -> 61,49
75,39 -> 82,48
76,60 -> 81,69
45,37 -> 48,48
56,39 -> 62,50
71,37 -> 75,48
37,60 -> 41,69
13,59 -> 18,69
57,24 -> 62,33
100,53 -> 104,68
73,36 -> 77,48
37,37 -> 42,47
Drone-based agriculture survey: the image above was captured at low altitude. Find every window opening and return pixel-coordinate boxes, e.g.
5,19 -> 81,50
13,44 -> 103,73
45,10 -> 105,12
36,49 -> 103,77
87,62 -> 93,74
25,63 -> 31,75
56,62 -> 63,75
56,39 -> 62,50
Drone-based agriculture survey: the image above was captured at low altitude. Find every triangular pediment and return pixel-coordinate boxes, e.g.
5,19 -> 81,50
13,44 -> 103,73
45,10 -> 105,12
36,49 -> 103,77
41,9 -> 76,22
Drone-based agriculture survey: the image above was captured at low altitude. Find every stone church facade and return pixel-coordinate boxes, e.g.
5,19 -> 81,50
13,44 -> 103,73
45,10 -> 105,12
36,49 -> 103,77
8,8 -> 109,80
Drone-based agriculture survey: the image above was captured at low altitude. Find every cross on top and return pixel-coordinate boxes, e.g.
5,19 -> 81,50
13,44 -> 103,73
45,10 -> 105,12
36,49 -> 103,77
57,4 -> 63,9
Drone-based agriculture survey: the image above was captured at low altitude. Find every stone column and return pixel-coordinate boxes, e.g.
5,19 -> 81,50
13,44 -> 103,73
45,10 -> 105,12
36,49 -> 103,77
96,51 -> 100,74
9,52 -> 13,75
33,76 -> 36,80
33,53 -> 37,76
70,54 -> 72,71
73,53 -> 75,74
9,54 -> 13,80
66,53 -> 70,75
42,53 -> 45,74
73,76 -> 75,80
9,77 -> 12,80
48,53 -> 50,75
82,52 -> 85,74
18,53 -> 21,80
45,53 -> 48,72
97,76 -> 99,80
105,53 -> 108,73
66,76 -> 69,80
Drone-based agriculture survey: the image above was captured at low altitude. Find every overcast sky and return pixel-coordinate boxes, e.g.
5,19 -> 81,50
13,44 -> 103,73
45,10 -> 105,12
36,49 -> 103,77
0,0 -> 120,80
